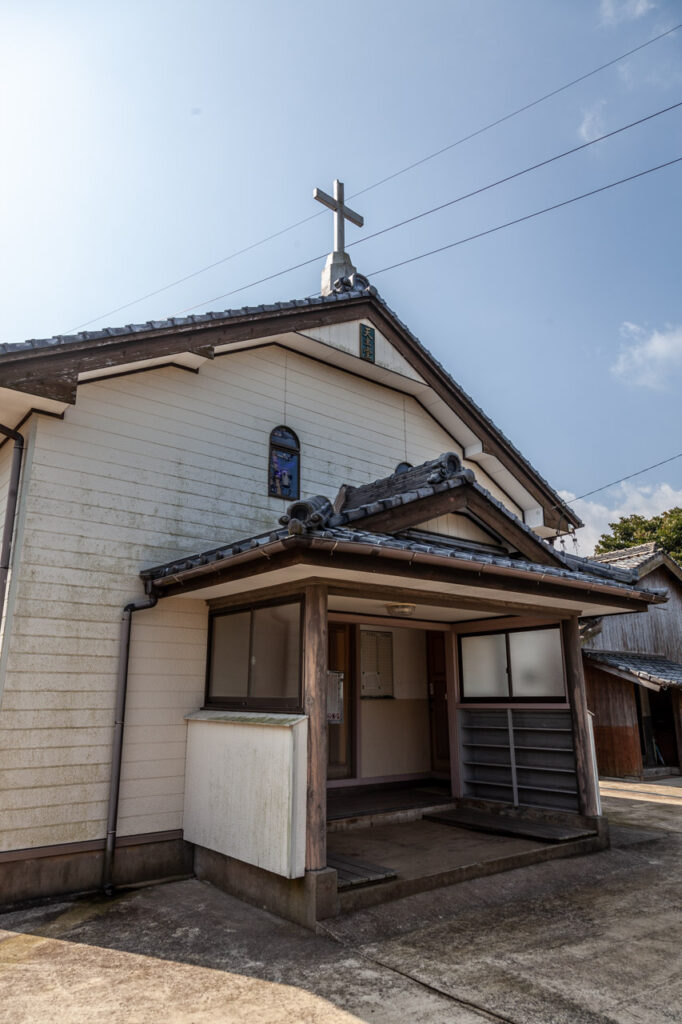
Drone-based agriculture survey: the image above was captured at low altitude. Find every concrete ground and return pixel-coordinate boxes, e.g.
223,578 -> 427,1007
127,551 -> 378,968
0,779 -> 681,1024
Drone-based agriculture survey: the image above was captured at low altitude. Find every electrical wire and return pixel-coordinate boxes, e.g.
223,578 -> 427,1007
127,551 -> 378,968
365,156 -> 682,280
344,100 -> 682,254
62,20 -> 682,334
347,20 -> 682,201
176,155 -> 682,314
565,453 -> 682,506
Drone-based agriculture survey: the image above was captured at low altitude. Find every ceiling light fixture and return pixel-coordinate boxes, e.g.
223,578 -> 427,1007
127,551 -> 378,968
386,603 -> 416,617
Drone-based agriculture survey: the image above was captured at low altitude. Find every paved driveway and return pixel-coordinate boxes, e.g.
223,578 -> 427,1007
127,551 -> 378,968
0,779 -> 680,1023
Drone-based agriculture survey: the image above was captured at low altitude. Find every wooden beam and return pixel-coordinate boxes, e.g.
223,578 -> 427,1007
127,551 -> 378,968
451,614 -> 566,634
562,617 -> 600,817
152,541 -> 655,613
444,630 -> 461,798
343,484 -> 563,569
464,488 -> 563,567
352,489 -> 468,535
208,579 -> 316,610
303,584 -> 328,871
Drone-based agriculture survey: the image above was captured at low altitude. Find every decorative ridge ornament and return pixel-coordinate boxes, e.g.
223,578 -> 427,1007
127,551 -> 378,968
313,179 -> 364,295
280,495 -> 335,534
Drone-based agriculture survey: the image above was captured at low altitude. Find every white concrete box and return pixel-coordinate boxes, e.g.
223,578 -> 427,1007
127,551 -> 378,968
183,710 -> 307,879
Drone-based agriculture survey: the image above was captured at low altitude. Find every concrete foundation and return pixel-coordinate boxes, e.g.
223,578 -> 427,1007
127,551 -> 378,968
0,833 -> 194,908
194,845 -> 339,928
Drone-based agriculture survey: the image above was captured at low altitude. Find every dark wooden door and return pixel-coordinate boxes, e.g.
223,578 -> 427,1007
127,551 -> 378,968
426,631 -> 450,773
327,624 -> 354,780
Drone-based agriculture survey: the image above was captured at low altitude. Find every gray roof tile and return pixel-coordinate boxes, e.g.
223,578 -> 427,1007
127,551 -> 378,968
0,282 -> 577,525
584,649 -> 682,689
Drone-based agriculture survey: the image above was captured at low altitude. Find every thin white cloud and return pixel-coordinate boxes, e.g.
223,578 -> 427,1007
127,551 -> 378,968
579,100 -> 606,142
600,0 -> 656,25
611,322 -> 682,389
559,480 -> 682,556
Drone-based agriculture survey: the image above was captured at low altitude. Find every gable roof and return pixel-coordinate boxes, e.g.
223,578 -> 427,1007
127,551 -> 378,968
583,649 -> 682,691
140,455 -> 660,613
0,281 -> 580,532
591,543 -> 682,585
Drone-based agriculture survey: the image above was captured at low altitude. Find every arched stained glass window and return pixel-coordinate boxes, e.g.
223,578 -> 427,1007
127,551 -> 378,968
269,426 -> 300,500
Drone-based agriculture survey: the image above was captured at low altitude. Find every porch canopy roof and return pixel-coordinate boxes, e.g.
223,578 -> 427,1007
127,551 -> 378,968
141,456 -> 666,620
583,649 -> 682,692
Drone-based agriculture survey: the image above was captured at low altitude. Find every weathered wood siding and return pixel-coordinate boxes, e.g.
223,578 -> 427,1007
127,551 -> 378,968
585,664 -> 642,778
588,567 -> 682,662
0,345 -> 528,852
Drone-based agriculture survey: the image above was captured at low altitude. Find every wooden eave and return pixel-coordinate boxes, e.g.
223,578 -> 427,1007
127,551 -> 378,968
637,553 -> 682,587
0,292 -> 579,531
353,482 -> 565,568
583,659 -> 662,693
144,533 -> 660,612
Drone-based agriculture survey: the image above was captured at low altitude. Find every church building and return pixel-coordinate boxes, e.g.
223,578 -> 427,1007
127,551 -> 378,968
0,184 -> 665,925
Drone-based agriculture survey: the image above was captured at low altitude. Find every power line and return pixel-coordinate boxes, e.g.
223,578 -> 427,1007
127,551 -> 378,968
175,118 -> 682,316
348,20 -> 682,201
567,453 -> 682,505
63,20 -> 682,334
365,155 -> 682,280
345,100 -> 682,254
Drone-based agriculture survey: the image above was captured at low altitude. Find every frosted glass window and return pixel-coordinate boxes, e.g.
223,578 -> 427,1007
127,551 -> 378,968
460,633 -> 508,698
207,601 -> 301,708
509,629 -> 565,698
209,612 -> 250,698
251,603 -> 300,699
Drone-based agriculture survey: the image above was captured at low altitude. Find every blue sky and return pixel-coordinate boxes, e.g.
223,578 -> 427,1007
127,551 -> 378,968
1,0 -> 681,552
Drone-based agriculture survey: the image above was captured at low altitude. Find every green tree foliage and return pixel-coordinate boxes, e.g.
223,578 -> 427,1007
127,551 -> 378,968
595,507 -> 682,564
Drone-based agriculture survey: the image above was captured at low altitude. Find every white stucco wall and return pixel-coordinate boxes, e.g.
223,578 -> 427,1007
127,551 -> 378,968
183,712 -> 307,879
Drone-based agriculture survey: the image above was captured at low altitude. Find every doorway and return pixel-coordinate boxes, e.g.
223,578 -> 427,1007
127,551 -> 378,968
648,689 -> 680,768
427,631 -> 451,774
327,623 -> 354,780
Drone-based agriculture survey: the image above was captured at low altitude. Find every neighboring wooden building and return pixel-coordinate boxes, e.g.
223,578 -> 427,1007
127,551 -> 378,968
583,543 -> 682,778
0,268 -> 664,925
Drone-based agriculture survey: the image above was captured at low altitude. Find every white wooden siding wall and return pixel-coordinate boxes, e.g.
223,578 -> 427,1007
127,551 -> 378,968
0,342 -> 523,852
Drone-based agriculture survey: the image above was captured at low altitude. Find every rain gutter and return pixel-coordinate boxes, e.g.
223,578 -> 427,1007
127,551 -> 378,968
102,591 -> 158,895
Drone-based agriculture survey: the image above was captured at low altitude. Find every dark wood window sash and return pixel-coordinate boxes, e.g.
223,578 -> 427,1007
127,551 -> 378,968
205,595 -> 304,713
459,624 -> 567,705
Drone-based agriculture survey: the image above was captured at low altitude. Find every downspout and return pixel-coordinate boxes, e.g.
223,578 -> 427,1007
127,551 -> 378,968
0,424 -> 24,630
102,591 -> 158,895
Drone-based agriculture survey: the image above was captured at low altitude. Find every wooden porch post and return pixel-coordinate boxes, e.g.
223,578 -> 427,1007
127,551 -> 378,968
445,629 -> 462,798
303,584 -> 328,871
562,616 -> 600,817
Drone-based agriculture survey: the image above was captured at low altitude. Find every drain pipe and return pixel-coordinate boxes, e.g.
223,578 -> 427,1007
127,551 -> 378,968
103,591 -> 158,895
0,424 -> 24,631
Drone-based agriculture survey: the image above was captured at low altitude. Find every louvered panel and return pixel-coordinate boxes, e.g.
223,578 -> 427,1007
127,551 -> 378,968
512,709 -> 579,813
460,710 -> 513,804
459,709 -> 580,813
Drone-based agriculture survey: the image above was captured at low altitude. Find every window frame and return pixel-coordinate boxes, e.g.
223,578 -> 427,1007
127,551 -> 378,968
458,624 -> 566,704
205,595 -> 304,712
268,425 -> 300,501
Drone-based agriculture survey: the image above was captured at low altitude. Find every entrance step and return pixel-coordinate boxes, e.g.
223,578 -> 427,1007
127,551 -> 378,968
425,808 -> 597,844
327,853 -> 397,891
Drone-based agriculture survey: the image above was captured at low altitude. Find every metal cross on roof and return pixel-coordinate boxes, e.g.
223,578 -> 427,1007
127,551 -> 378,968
313,180 -> 364,295
313,180 -> 363,257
